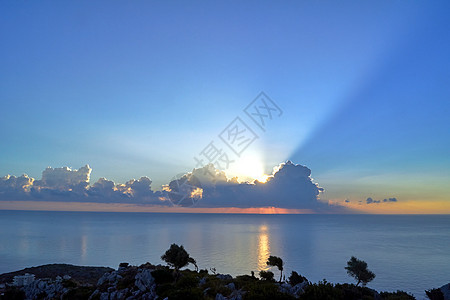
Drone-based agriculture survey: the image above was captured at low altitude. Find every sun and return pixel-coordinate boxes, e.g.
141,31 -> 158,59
228,153 -> 270,183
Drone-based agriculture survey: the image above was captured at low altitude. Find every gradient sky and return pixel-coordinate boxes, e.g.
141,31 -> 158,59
1,1 -> 449,212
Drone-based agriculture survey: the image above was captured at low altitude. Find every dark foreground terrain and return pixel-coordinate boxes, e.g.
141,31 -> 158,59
0,264 -> 114,286
1,262 -> 448,300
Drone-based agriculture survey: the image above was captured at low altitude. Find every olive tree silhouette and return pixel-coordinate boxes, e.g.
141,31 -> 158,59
266,255 -> 284,283
161,244 -> 197,280
345,256 -> 375,286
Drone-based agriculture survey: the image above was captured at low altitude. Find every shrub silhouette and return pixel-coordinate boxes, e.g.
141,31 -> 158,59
267,255 -> 284,283
345,256 -> 375,286
259,270 -> 275,282
425,288 -> 444,300
288,271 -> 306,286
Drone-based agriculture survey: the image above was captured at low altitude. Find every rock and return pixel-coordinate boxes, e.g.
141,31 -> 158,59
38,280 -> 46,290
22,279 -> 68,300
116,288 -> 129,300
278,281 -> 309,297
441,283 -> 450,300
134,269 -> 155,292
291,281 -> 308,296
228,289 -> 245,300
226,282 -> 236,290
215,293 -> 227,300
279,282 -> 291,294
110,290 -> 118,300
141,290 -> 157,300
98,271 -> 123,286
89,289 -> 100,300
100,292 -> 110,300
199,277 -> 207,286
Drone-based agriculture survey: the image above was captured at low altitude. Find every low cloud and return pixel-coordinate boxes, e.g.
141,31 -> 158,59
0,165 -> 165,204
0,174 -> 34,196
0,161 -> 348,212
164,161 -> 332,211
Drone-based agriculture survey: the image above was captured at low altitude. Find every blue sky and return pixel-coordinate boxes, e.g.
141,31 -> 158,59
1,1 -> 449,211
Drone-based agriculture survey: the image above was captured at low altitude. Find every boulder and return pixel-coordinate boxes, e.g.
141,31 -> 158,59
215,293 -> 227,300
98,271 -> 122,286
134,269 -> 155,292
199,277 -> 207,286
23,279 -> 67,300
291,281 -> 308,295
100,292 -> 110,300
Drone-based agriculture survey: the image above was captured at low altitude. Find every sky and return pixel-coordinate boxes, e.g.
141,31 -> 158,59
1,1 -> 449,213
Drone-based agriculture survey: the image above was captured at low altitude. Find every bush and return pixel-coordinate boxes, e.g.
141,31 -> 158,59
62,279 -> 78,288
380,290 -> 416,300
234,275 -> 258,286
199,269 -> 208,275
116,267 -> 138,290
244,281 -> 295,300
157,284 -> 204,300
300,280 -> 344,300
202,276 -> 232,298
425,288 -> 444,300
151,268 -> 174,284
259,270 -> 275,282
2,287 -> 26,300
62,286 -> 96,300
175,274 -> 199,289
288,271 -> 306,286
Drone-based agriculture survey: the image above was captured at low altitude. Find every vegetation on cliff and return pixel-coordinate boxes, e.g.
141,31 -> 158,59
1,244 -> 445,300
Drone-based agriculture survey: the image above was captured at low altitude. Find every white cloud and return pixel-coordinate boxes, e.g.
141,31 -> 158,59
33,165 -> 92,191
0,162 -> 349,212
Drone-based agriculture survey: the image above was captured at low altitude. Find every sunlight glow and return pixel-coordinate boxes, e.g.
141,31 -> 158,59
190,187 -> 203,199
227,152 -> 270,183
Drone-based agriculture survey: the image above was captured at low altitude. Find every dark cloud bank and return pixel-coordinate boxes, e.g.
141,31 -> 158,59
0,161 -> 384,212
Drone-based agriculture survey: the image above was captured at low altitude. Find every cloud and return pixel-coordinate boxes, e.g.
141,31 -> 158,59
0,174 -> 34,197
0,165 -> 165,204
164,161 -> 331,211
384,197 -> 397,202
0,161 -> 348,212
366,197 -> 398,204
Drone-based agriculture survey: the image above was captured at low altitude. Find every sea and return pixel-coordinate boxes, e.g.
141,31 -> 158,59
0,211 -> 449,299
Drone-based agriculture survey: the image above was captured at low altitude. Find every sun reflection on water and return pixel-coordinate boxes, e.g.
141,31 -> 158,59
81,235 -> 87,261
257,225 -> 270,271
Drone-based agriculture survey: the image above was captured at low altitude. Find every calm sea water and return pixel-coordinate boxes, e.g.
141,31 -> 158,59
0,211 -> 449,298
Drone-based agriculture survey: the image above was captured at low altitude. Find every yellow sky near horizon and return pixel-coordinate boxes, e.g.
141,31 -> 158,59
0,200 -> 449,214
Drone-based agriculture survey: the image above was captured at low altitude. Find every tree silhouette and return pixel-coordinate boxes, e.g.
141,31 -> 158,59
345,256 -> 375,286
188,257 -> 198,272
161,244 -> 197,279
266,255 -> 284,283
